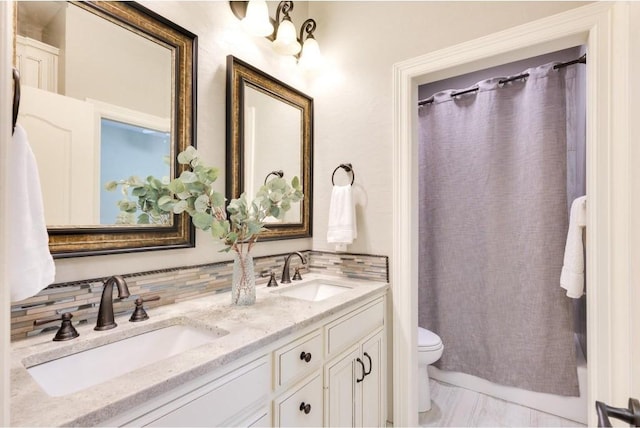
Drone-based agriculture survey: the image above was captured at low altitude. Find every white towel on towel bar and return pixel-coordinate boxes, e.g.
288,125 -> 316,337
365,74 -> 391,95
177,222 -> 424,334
327,185 -> 357,252
9,125 -> 55,302
560,195 -> 587,298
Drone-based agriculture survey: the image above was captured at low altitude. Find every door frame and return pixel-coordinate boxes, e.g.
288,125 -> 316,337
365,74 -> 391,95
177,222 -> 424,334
392,3 -> 633,426
1,1 -> 14,424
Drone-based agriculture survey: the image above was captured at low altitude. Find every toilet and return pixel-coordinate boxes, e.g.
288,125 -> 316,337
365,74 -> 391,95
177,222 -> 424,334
418,327 -> 444,412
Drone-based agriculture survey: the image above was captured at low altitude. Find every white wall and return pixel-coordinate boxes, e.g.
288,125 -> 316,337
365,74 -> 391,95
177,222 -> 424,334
53,1 -> 313,283
49,2 -> 592,283
309,1 -> 589,256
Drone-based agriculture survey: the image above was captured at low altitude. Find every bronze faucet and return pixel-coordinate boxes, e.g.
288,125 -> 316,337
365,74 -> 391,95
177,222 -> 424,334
281,252 -> 306,284
95,275 -> 130,331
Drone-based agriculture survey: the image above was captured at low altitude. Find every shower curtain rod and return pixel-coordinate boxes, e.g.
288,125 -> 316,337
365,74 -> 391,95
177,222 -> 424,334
418,53 -> 587,107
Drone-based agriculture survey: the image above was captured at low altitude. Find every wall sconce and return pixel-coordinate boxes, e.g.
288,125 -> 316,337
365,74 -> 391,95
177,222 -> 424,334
230,0 -> 322,68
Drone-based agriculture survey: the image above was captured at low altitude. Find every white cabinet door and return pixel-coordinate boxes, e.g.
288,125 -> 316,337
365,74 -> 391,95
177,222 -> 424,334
360,331 -> 384,428
326,330 -> 385,428
326,346 -> 360,427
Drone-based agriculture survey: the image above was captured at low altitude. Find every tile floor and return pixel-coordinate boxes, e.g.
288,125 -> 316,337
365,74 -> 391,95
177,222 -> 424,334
419,380 -> 586,427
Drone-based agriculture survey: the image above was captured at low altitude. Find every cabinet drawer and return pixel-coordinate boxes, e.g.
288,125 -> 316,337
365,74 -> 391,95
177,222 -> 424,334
325,298 -> 384,356
275,374 -> 323,427
275,330 -> 322,387
146,357 -> 269,427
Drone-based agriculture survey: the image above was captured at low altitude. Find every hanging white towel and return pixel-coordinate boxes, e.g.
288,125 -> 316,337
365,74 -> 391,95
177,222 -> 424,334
327,185 -> 357,251
560,195 -> 587,298
9,125 -> 55,302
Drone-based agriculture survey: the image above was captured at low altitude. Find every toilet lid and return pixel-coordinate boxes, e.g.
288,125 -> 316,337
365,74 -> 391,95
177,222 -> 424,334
418,327 -> 442,349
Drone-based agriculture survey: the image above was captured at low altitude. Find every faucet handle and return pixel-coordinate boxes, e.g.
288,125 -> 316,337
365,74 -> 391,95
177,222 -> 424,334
261,270 -> 279,287
292,267 -> 303,281
34,312 -> 80,341
129,295 -> 160,322
267,272 -> 279,287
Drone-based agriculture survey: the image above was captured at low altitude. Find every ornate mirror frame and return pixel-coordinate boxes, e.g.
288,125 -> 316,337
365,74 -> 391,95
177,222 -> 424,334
226,55 -> 313,240
18,2 -> 198,258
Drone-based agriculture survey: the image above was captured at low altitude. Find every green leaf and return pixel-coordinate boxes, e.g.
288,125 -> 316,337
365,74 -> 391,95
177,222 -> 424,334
131,187 -> 147,197
158,195 -> 175,211
211,191 -> 225,207
105,181 -> 118,191
210,220 -> 226,239
177,145 -> 197,164
269,190 -> 283,203
192,212 -> 213,230
168,179 -> 186,195
173,200 -> 188,214
179,171 -> 197,183
137,213 -> 150,224
291,176 -> 300,190
194,194 -> 210,212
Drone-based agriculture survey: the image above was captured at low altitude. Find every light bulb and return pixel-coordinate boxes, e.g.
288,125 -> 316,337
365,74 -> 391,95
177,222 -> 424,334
241,0 -> 273,37
272,18 -> 301,56
299,37 -> 322,70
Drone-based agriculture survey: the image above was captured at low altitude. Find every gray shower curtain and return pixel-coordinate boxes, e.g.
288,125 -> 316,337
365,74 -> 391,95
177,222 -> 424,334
418,63 -> 580,396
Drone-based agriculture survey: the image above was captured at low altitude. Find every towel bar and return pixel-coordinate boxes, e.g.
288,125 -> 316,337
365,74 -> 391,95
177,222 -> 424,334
264,170 -> 284,185
331,163 -> 355,186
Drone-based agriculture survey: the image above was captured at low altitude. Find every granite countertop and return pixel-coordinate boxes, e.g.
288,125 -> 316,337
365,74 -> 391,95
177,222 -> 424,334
10,273 -> 388,427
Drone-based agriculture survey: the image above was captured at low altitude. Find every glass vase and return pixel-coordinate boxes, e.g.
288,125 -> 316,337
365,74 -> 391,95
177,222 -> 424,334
231,251 -> 256,306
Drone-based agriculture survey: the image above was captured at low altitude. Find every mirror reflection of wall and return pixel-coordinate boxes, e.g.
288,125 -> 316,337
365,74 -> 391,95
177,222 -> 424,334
16,1 -> 172,228
243,85 -> 302,224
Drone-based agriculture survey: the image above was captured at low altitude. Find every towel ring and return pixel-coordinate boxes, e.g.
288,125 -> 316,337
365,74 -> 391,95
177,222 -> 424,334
264,170 -> 284,185
331,163 -> 355,186
12,68 -> 21,136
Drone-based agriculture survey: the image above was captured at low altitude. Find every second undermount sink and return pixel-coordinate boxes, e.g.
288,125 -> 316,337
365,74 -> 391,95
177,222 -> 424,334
26,324 -> 228,397
274,279 -> 352,302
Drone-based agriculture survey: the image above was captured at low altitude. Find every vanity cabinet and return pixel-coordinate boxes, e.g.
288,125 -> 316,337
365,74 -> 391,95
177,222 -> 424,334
113,357 -> 270,427
100,292 -> 386,428
325,298 -> 385,428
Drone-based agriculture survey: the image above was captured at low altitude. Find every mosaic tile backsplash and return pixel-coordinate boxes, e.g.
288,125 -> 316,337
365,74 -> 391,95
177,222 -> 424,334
10,251 -> 388,341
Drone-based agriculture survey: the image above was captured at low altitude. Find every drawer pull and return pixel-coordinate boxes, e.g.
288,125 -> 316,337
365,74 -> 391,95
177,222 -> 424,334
299,351 -> 312,363
299,402 -> 312,414
363,352 -> 372,377
356,358 -> 366,383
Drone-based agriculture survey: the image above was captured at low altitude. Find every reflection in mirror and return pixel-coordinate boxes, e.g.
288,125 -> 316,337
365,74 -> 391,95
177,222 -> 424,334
243,85 -> 302,224
227,55 -> 313,241
16,1 -> 172,227
100,119 -> 171,224
14,1 -> 197,256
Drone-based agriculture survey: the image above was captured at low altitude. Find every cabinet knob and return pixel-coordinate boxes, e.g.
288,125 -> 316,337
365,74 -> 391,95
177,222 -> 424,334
299,402 -> 311,414
300,351 -> 312,363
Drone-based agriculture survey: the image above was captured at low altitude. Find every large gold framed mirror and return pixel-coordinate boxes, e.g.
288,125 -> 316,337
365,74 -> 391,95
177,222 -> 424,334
14,1 -> 197,257
226,55 -> 313,240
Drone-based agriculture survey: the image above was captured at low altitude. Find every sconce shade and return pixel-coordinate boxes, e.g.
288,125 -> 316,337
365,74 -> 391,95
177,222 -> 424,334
299,36 -> 322,70
241,0 -> 274,37
272,18 -> 301,55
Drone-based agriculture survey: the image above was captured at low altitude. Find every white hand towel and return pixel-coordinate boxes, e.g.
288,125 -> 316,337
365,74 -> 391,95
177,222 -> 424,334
9,125 -> 55,302
327,185 -> 357,252
560,195 -> 587,298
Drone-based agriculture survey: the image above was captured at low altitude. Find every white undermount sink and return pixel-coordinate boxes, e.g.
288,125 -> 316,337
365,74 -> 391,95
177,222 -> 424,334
273,279 -> 352,302
26,324 -> 228,397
